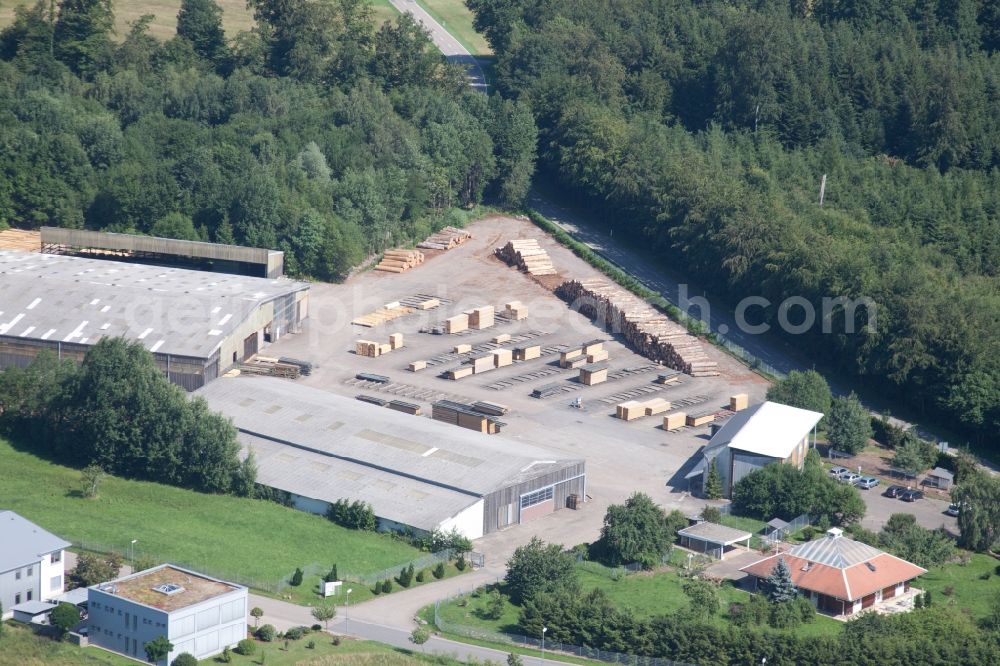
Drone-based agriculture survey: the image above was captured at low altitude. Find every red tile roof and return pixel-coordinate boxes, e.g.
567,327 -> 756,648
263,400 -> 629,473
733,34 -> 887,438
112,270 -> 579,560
741,550 -> 926,602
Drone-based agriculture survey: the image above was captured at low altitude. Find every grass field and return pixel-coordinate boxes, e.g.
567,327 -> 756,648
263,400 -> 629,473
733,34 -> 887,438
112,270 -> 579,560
0,0 -> 396,42
919,553 -> 1000,621
434,563 -> 844,642
413,0 -> 491,55
0,621 -> 447,666
0,439 -> 420,586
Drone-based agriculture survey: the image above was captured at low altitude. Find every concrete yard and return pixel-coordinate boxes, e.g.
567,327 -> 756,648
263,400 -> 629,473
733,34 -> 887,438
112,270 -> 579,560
260,215 -> 769,551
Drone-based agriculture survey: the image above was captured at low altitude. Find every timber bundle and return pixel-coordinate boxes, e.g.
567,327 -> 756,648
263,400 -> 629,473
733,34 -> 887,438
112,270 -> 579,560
494,239 -> 556,276
555,278 -> 719,377
375,249 -> 424,273
417,226 -> 473,250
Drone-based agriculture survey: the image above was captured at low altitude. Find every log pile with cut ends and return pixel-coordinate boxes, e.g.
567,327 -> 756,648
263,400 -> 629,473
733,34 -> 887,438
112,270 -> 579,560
556,278 -> 719,377
417,226 -> 473,250
495,239 -> 557,276
375,249 -> 424,273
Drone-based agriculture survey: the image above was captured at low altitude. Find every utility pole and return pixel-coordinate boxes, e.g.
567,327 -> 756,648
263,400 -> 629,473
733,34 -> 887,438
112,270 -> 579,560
818,174 -> 827,207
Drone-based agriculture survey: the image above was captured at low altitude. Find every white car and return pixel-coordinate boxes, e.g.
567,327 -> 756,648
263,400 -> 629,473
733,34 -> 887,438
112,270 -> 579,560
829,466 -> 850,478
840,473 -> 862,485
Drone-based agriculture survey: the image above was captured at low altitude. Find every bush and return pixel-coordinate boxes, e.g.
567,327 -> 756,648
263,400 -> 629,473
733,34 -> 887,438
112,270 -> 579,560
701,506 -> 722,524
236,639 -> 256,656
433,562 -> 446,579
290,567 -> 304,587
398,564 -> 414,587
323,564 -> 338,583
801,526 -> 816,541
372,583 -> 382,595
416,569 -> 426,582
307,640 -> 316,649
332,636 -> 341,646
257,624 -> 277,642
311,624 -> 322,631
456,555 -> 467,571
285,626 -> 305,640
171,654 -> 198,666
483,590 -> 505,620
326,499 -> 377,531
381,579 -> 393,594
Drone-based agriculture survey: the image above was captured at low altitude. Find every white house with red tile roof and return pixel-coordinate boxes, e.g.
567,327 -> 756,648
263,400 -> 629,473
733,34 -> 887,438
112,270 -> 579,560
740,528 -> 927,616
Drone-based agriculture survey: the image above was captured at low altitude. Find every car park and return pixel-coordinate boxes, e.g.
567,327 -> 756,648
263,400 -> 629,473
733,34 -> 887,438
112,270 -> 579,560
900,489 -> 924,502
945,503 -> 960,516
884,485 -> 907,498
856,476 -> 879,489
829,467 -> 850,479
840,473 -> 862,485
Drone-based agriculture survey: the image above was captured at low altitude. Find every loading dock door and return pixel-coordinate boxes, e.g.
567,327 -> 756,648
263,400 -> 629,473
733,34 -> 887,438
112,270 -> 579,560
519,485 -> 555,523
243,332 -> 259,360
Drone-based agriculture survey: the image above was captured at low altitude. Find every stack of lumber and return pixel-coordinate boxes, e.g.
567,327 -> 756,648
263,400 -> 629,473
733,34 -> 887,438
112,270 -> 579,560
686,411 -> 716,427
514,345 -> 541,361
375,249 -> 425,273
644,398 -> 672,415
352,305 -> 414,327
657,370 -> 683,384
504,301 -> 528,320
357,395 -> 388,406
495,239 -> 557,276
388,400 -> 422,415
579,363 -> 608,386
555,279 -> 719,376
471,401 -> 509,416
0,228 -> 41,252
417,298 -> 440,310
445,314 -> 469,334
418,226 -> 473,250
471,355 -> 494,374
432,400 -> 503,434
730,394 -> 749,412
278,357 -> 313,376
356,372 -> 389,383
663,412 -> 686,431
492,333 -> 511,344
492,348 -> 513,367
356,340 -> 381,357
467,305 -> 495,330
239,357 -> 301,379
389,333 -> 404,350
408,360 -> 427,372
616,401 -> 645,421
453,343 -> 472,354
446,366 -> 474,380
532,383 -> 564,399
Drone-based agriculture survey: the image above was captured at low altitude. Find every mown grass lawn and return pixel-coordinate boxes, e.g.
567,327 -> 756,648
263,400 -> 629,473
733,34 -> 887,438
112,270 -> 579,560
434,562 -> 844,642
0,621 -> 448,666
0,439 -> 420,586
918,553 -> 1000,621
413,0 -> 492,55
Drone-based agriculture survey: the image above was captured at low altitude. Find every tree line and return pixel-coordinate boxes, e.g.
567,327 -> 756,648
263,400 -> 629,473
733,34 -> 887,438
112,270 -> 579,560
0,339 -> 253,494
467,0 -> 1000,450
0,0 -> 538,281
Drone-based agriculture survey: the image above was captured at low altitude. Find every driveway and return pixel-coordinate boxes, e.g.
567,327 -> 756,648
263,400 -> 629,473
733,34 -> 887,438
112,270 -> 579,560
859,489 -> 957,534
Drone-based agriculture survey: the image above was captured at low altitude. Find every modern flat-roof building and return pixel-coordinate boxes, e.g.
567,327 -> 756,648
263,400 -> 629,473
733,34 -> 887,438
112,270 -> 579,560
0,510 -> 70,619
88,565 -> 247,665
196,377 -> 587,539
0,251 -> 309,390
741,528 -> 927,617
685,401 -> 822,498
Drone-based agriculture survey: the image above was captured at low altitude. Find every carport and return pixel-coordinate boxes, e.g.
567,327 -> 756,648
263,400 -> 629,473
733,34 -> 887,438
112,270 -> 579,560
677,521 -> 753,560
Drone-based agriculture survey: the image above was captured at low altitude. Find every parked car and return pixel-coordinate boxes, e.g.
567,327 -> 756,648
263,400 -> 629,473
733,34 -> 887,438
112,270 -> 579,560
884,485 -> 907,498
945,503 -> 960,517
829,466 -> 850,478
856,476 -> 880,489
840,473 -> 862,485
900,489 -> 924,502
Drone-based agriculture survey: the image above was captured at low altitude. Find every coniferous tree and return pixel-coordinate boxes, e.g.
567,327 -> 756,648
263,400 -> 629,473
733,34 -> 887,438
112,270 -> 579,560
176,0 -> 227,63
763,558 -> 797,604
704,460 -> 723,499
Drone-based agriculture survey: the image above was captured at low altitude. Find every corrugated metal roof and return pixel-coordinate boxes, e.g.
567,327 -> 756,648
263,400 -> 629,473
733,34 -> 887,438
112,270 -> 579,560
0,250 -> 307,359
706,401 -> 822,459
786,534 -> 885,569
677,521 -> 752,545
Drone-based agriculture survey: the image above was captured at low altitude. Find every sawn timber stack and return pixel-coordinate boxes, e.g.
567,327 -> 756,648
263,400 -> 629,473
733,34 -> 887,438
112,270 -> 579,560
555,278 -> 719,377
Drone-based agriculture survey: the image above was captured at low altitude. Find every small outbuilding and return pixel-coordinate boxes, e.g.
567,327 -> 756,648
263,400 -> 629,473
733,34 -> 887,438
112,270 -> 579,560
12,600 -> 57,624
765,518 -> 790,540
926,467 -> 954,490
677,521 -> 752,560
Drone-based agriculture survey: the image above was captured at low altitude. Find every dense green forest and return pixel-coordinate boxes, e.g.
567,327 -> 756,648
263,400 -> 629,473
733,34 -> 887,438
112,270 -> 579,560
0,0 -> 537,280
467,0 -> 1000,447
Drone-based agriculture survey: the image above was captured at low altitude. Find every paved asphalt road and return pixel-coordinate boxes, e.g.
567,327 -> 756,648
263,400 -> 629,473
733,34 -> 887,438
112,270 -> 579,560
388,0 -> 488,93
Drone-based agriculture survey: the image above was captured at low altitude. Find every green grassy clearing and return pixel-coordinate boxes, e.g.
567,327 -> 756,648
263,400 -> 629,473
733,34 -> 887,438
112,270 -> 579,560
0,0 -> 394,42
0,439 -> 420,586
412,0 -> 491,55
0,621 -> 448,666
918,553 -> 1000,621
716,514 -> 769,549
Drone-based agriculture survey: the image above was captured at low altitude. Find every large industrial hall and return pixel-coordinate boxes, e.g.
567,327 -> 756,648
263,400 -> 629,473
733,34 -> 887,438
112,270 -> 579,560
197,376 -> 587,539
0,250 -> 309,389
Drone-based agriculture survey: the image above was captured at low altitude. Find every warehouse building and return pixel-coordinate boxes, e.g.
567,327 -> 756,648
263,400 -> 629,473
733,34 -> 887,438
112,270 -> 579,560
40,227 -> 285,278
0,251 -> 309,390
197,377 -> 587,539
685,401 -> 822,498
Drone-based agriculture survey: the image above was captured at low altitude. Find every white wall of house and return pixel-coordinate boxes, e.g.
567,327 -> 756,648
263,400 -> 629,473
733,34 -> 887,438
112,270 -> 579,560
39,549 -> 65,600
438,499 -> 485,540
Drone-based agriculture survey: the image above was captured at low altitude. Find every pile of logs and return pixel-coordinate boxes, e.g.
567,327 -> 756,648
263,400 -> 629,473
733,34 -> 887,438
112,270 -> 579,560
495,239 -> 556,276
375,249 -> 425,273
555,278 -> 719,377
418,226 -> 473,250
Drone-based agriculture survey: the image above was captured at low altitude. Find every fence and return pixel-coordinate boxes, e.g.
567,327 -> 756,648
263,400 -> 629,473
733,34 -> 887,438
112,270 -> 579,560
761,513 -> 813,548
434,591 -> 695,666
71,539 -> 457,594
